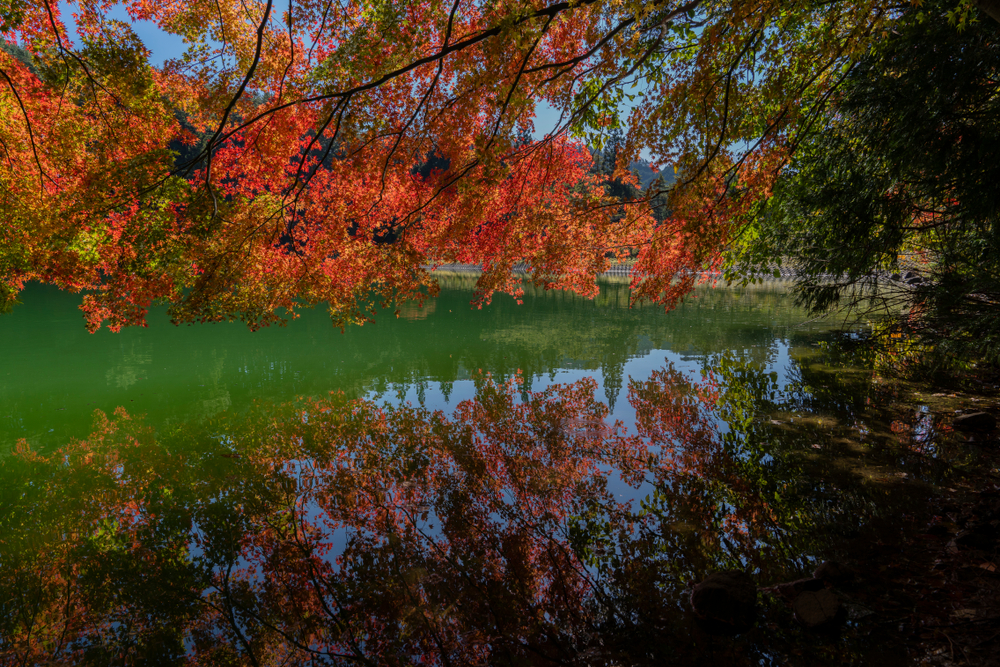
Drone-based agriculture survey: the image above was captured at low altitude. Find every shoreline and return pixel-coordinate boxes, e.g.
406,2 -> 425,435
425,263 -> 820,283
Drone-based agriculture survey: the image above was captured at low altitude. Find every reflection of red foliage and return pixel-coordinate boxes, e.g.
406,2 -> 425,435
1,366 -> 786,664
630,366 -> 721,469
241,376 -> 621,662
628,365 -> 784,555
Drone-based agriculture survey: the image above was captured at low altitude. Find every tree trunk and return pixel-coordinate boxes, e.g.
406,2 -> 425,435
979,0 -> 1000,24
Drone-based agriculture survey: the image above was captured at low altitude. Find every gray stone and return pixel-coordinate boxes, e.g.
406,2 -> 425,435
690,570 -> 757,632
793,589 -> 841,628
954,412 -> 997,432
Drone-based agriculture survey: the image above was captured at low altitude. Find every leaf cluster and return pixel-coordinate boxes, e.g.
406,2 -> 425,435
732,0 -> 1000,364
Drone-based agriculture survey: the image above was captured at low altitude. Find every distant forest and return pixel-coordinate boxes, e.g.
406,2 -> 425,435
589,128 -> 674,222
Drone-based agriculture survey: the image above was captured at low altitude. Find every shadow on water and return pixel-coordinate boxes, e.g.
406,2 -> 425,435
2,281 -> 997,664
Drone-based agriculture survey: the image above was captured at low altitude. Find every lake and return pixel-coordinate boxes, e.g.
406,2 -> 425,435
0,276 -> 818,451
0,276 -> 979,665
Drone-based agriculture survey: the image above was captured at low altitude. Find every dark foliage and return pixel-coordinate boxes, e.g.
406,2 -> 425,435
737,0 -> 1000,364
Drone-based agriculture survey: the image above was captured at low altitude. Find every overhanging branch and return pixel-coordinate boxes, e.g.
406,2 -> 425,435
978,0 -> 1000,24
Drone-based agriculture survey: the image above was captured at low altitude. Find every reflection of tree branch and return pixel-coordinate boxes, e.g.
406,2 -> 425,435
220,560 -> 262,667
385,483 -> 598,663
15,570 -> 44,666
285,497 -> 375,665
52,580 -> 75,660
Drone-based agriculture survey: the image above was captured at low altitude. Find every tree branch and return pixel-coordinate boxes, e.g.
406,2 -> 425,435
0,66 -> 49,190
978,0 -> 1000,24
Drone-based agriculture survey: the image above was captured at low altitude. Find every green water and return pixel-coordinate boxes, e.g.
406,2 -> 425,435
1,277 -> 818,451
0,277 -> 976,665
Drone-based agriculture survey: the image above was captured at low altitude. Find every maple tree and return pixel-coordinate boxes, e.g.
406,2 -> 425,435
3,0 -> 993,331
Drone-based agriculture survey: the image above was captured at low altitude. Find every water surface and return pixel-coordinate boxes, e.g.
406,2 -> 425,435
1,277 -> 817,451
0,278 -> 970,666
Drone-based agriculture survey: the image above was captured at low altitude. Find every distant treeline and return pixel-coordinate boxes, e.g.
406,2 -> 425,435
588,127 -> 674,222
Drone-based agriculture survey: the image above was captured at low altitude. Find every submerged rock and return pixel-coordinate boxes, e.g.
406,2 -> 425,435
954,412 -> 997,432
793,589 -> 842,628
690,571 -> 758,633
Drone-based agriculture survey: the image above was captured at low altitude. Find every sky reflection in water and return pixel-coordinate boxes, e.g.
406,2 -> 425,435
1,278 -> 951,665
